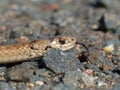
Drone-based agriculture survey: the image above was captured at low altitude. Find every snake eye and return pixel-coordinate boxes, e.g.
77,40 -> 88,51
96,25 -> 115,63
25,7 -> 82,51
59,38 -> 66,44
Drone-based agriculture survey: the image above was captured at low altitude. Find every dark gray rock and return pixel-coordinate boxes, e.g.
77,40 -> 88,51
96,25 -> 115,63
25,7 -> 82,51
43,49 -> 83,73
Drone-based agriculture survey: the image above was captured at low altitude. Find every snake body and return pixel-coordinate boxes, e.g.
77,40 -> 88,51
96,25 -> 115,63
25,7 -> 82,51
0,36 -> 76,63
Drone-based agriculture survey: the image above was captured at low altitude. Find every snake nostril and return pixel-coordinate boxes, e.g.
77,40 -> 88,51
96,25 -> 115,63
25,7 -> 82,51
71,38 -> 74,41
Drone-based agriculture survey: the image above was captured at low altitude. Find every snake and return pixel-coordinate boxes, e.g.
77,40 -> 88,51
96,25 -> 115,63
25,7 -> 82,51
0,36 -> 76,63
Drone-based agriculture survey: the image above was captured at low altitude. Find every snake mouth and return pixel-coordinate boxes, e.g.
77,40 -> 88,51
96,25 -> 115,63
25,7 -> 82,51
58,43 -> 76,51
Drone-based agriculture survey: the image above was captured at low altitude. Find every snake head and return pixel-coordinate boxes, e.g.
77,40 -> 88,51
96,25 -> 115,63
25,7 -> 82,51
50,36 -> 76,51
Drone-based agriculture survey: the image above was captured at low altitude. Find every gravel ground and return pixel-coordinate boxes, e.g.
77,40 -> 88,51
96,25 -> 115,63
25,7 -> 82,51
0,0 -> 120,90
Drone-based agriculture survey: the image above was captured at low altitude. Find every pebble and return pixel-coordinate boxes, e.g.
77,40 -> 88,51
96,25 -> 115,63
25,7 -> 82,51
103,44 -> 114,53
81,72 -> 95,87
63,70 -> 82,86
7,68 -> 35,82
6,62 -> 38,82
96,80 -> 106,87
84,69 -> 93,75
35,80 -> 44,86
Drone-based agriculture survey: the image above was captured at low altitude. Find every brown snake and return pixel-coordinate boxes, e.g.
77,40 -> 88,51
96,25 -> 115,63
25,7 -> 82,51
0,36 -> 76,63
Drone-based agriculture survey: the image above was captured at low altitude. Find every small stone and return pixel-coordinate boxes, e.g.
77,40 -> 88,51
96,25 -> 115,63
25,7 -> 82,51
16,36 -> 29,43
92,24 -> 98,29
96,80 -> 105,87
0,26 -> 7,31
7,66 -> 36,82
35,80 -> 44,86
26,83 -> 34,88
63,70 -> 82,86
103,44 -> 114,53
84,69 -> 93,75
81,72 -> 95,87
